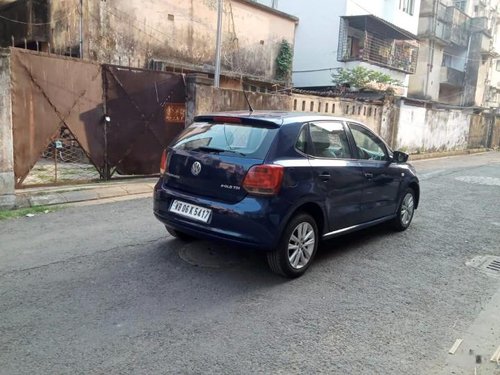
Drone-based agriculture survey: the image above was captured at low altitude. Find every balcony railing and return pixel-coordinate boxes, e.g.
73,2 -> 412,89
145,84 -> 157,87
0,0 -> 49,46
418,3 -> 471,47
337,16 -> 419,74
445,6 -> 470,47
471,17 -> 491,35
440,66 -> 465,87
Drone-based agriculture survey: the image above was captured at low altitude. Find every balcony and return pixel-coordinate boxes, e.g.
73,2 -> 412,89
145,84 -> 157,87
445,6 -> 470,47
471,17 -> 491,35
0,0 -> 49,47
337,15 -> 419,74
440,66 -> 465,88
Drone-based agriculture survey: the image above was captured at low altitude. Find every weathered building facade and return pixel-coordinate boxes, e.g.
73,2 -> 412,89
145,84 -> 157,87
255,0 -> 421,95
0,0 -> 297,86
408,0 -> 500,107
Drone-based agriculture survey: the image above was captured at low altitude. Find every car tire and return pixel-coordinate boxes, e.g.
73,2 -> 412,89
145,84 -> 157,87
392,188 -> 416,231
165,226 -> 194,241
267,213 -> 319,278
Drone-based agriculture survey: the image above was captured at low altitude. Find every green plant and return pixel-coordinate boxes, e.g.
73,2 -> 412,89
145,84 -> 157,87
331,66 -> 402,91
0,205 -> 61,220
276,40 -> 293,81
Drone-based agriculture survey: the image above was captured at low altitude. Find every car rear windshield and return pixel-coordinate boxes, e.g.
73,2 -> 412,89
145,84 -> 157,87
171,122 -> 278,159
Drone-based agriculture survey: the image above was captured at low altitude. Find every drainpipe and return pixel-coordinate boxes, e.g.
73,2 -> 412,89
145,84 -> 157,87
214,0 -> 223,88
425,0 -> 438,99
461,33 -> 473,106
79,0 -> 83,58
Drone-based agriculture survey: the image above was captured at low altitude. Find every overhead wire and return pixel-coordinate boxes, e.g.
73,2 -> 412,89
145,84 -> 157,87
0,6 -> 78,25
291,0 -> 498,74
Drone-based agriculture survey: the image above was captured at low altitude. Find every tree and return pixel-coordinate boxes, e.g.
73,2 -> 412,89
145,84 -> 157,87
331,66 -> 402,91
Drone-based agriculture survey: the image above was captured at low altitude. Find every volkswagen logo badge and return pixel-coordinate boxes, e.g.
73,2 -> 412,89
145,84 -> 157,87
191,161 -> 202,176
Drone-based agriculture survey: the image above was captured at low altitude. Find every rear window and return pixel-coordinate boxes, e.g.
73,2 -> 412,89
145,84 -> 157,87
171,122 -> 277,159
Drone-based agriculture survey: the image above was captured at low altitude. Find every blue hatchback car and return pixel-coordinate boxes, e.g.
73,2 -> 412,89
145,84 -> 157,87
154,111 -> 419,277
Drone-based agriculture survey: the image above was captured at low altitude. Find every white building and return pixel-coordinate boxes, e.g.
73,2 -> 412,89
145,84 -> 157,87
408,0 -> 499,107
256,0 -> 421,94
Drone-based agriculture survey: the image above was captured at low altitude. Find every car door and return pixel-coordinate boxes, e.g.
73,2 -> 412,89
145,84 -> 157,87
307,121 -> 366,231
347,122 -> 402,222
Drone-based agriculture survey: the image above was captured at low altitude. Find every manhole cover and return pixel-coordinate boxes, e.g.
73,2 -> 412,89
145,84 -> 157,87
466,256 -> 500,279
455,176 -> 500,187
486,259 -> 500,272
178,241 -> 254,268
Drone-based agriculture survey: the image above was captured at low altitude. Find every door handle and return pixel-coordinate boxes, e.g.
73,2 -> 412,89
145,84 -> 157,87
319,172 -> 330,181
364,172 -> 374,179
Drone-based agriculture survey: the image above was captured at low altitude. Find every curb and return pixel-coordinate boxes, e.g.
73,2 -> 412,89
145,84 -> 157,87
4,150 -> 495,210
14,179 -> 156,209
409,148 -> 490,161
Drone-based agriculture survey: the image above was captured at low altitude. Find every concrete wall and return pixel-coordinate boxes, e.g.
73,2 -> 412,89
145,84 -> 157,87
47,0 -> 296,82
186,74 -> 292,125
0,49 -> 15,209
188,80 -> 392,142
408,39 -> 444,101
291,93 -> 384,134
203,82 -> 495,154
492,117 -> 500,149
396,100 -> 472,152
468,114 -> 492,148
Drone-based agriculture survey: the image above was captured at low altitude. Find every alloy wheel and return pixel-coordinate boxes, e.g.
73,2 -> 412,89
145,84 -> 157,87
287,222 -> 316,270
400,192 -> 415,226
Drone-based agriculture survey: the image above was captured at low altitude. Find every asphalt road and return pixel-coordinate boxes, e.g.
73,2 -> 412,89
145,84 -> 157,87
1,152 -> 499,374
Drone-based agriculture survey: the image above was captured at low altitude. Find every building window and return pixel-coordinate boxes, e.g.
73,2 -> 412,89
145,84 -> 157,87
318,102 -> 322,112
310,101 -> 314,111
345,105 -> 349,114
442,53 -> 453,67
332,103 -> 335,113
302,101 -> 306,111
454,1 -> 466,11
294,99 -> 297,110
325,103 -> 329,113
399,0 -> 414,15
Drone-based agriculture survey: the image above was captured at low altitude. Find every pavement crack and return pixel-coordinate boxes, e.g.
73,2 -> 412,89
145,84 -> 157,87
0,236 -> 166,278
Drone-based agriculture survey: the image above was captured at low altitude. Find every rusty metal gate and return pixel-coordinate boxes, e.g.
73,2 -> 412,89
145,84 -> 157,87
102,65 -> 185,177
10,48 -> 186,187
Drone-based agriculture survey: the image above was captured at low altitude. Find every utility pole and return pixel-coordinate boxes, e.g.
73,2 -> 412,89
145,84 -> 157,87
214,0 -> 223,88
79,0 -> 83,58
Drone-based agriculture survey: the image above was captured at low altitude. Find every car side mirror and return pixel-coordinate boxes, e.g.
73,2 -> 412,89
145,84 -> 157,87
392,150 -> 409,163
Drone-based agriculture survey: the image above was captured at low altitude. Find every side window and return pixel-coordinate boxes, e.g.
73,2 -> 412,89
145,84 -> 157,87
349,123 -> 387,161
309,122 -> 352,159
295,125 -> 308,154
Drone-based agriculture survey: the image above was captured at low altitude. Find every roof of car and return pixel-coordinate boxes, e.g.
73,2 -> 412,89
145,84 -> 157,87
194,111 -> 357,126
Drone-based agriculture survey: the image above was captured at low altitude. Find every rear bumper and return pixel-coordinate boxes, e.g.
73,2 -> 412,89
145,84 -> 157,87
153,180 -> 287,250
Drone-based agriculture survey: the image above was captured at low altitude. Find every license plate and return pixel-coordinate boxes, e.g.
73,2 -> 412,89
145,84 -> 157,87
169,200 -> 212,223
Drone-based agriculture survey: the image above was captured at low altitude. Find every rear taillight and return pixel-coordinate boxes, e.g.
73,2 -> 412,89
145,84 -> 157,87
160,149 -> 167,175
242,164 -> 284,196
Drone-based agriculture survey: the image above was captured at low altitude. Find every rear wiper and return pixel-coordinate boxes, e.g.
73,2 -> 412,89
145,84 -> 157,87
192,146 -> 246,156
